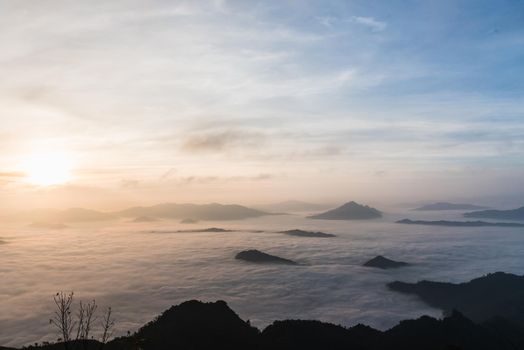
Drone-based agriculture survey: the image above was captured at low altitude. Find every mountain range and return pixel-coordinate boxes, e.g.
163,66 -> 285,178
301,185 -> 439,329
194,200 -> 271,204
464,206 -> 524,220
6,295 -> 524,350
13,203 -> 272,223
414,202 -> 489,211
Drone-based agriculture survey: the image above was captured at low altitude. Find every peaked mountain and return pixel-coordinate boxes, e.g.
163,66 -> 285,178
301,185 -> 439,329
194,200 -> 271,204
116,203 -> 270,221
464,206 -> 524,220
308,201 -> 382,220
114,300 -> 260,350
363,256 -> 408,269
235,250 -> 297,265
414,202 -> 489,211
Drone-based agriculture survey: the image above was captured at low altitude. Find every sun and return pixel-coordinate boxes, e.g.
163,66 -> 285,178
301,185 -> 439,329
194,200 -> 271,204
21,152 -> 73,186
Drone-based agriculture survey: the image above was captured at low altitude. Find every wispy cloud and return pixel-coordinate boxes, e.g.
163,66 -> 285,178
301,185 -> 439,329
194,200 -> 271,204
181,130 -> 265,153
350,16 -> 387,32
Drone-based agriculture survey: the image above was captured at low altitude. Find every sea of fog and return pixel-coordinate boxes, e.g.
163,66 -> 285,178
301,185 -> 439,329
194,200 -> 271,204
1,209 -> 524,347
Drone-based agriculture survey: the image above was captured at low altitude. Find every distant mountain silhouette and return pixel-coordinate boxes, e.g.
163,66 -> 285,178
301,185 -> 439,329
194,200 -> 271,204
388,272 -> 524,327
28,222 -> 68,229
20,208 -> 114,223
279,229 -> 336,237
132,216 -> 156,222
397,218 -> 524,227
150,227 -> 233,233
14,203 -> 270,223
464,206 -> 524,220
235,249 -> 297,264
255,200 -> 332,213
117,203 -> 270,221
14,299 -> 524,350
363,255 -> 408,269
414,202 -> 489,211
180,218 -> 198,224
308,201 -> 382,220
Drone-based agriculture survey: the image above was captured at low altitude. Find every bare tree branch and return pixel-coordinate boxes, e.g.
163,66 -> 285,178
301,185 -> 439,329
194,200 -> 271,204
50,292 -> 76,350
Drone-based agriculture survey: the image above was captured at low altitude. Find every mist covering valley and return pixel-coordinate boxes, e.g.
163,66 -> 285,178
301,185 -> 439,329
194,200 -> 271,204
2,205 -> 524,347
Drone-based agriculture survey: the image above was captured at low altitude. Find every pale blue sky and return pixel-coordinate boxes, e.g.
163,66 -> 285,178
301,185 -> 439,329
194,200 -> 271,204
0,0 -> 523,208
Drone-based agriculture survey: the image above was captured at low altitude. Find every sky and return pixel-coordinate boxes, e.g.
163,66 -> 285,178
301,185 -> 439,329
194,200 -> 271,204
1,0 -> 523,210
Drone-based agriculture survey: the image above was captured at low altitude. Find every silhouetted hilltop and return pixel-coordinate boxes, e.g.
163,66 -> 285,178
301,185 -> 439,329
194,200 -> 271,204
388,272 -> 524,327
464,206 -> 524,220
308,201 -> 382,220
262,319 -> 381,350
363,255 -> 408,269
397,218 -> 524,227
235,250 -> 297,265
384,310 -> 520,350
7,299 -> 524,350
113,300 -> 260,350
117,203 -> 270,221
279,229 -> 336,237
414,202 -> 489,211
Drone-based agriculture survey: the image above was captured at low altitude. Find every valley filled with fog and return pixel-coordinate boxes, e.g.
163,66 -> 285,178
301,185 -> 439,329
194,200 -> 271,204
1,209 -> 524,347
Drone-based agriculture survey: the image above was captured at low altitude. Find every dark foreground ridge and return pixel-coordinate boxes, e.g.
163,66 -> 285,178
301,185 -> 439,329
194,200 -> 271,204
388,272 -> 524,327
8,298 -> 524,350
363,255 -> 409,269
235,249 -> 297,264
396,218 -> 524,227
279,229 -> 336,237
464,206 -> 524,220
308,201 -> 382,220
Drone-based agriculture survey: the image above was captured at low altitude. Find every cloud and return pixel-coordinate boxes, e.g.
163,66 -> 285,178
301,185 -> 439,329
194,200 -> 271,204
4,216 -> 523,347
350,16 -> 387,32
177,173 -> 274,185
181,130 -> 265,153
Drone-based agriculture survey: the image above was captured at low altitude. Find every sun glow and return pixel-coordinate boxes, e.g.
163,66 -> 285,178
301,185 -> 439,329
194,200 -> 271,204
21,152 -> 73,186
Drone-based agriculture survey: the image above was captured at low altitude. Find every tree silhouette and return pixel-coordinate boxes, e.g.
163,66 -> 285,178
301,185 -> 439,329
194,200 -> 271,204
50,292 -> 75,350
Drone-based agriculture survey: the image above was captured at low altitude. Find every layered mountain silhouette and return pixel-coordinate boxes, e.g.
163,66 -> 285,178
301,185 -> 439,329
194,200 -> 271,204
17,203 -> 271,223
279,229 -> 336,237
117,203 -> 270,221
397,218 -> 524,227
308,201 -> 382,220
18,208 -> 114,223
363,255 -> 408,269
255,200 -> 332,213
388,272 -> 524,327
414,202 -> 489,211
464,206 -> 524,220
235,250 -> 297,264
10,299 -> 524,350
